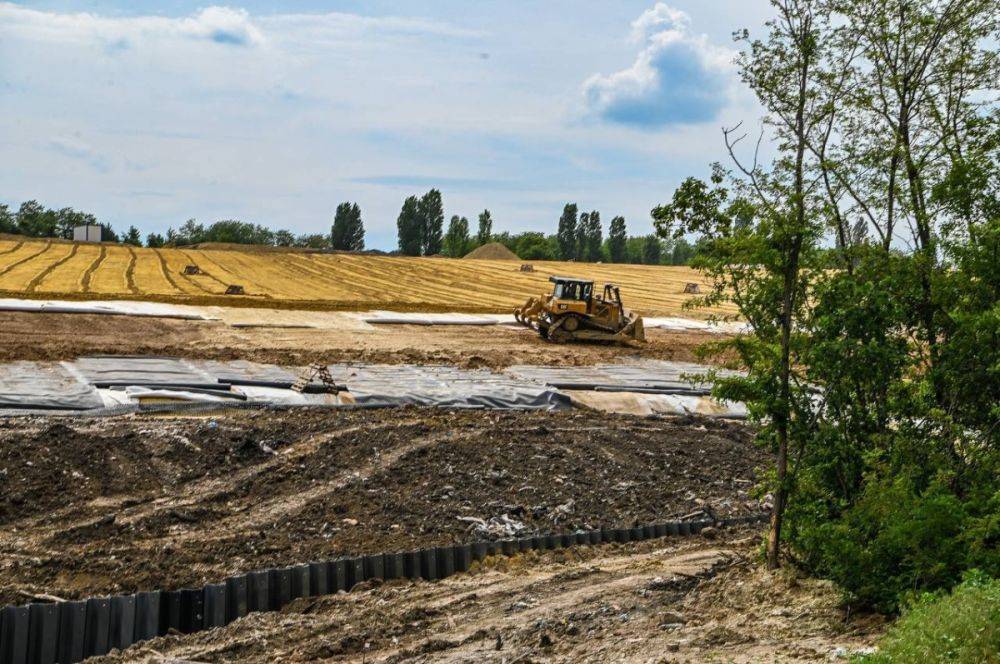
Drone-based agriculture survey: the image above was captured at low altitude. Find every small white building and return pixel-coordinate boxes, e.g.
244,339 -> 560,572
73,224 -> 102,242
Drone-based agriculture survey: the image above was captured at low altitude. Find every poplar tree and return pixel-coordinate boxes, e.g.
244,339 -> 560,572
397,196 -> 422,256
477,209 -> 493,245
608,216 -> 627,263
556,203 -> 578,260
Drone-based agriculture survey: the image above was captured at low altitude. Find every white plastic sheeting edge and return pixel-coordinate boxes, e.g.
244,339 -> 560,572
0,298 -> 215,320
567,390 -> 747,419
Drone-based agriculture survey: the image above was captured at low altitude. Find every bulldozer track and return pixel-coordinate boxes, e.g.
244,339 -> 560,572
25,243 -> 77,293
0,240 -> 50,278
80,245 -> 106,293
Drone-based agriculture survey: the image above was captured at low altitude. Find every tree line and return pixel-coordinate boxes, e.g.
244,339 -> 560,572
3,193 -> 698,265
657,0 -> 998,613
395,189 -> 695,264
0,200 -> 367,251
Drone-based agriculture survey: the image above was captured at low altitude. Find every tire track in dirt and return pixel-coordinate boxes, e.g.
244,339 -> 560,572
25,243 -> 77,293
0,241 -> 24,257
157,248 -> 215,294
7,419 -> 425,547
124,245 -> 139,295
152,248 -> 186,294
133,421 -> 462,547
0,240 -> 51,278
80,245 -> 106,293
192,250 -> 272,296
179,250 -> 230,289
284,254 -> 389,300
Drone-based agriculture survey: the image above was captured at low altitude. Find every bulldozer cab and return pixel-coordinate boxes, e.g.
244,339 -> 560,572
550,276 -> 592,301
548,276 -> 592,315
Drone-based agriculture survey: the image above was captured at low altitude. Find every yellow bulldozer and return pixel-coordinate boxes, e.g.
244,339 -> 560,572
514,276 -> 645,343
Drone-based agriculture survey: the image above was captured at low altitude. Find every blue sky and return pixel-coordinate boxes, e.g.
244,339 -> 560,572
0,1 -> 770,248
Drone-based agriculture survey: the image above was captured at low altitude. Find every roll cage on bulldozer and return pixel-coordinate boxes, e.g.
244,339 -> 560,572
514,276 -> 645,343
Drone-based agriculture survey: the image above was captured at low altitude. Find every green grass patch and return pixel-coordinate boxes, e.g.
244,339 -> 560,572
859,573 -> 1000,664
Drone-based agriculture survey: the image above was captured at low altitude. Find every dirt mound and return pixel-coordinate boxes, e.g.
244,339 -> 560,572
464,242 -> 520,260
0,409 -> 767,603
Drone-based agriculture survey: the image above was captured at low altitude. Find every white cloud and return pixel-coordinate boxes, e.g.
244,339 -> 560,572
0,4 -> 265,47
46,135 -> 111,173
0,3 -> 482,51
629,3 -> 690,43
582,3 -> 735,129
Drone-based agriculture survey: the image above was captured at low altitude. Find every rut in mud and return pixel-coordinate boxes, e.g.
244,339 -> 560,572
0,409 -> 767,605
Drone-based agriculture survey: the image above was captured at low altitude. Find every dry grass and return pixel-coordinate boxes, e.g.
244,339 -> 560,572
0,237 -> 729,316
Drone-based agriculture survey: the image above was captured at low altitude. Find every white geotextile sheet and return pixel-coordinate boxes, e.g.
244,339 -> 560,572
567,391 -> 747,419
360,311 -> 504,325
323,363 -> 570,410
0,298 -> 214,320
505,360 -> 742,395
642,317 -> 748,334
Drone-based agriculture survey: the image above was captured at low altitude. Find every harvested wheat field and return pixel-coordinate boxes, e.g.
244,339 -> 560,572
0,237 -> 726,316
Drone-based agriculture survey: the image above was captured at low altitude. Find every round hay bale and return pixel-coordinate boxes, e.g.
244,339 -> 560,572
463,242 -> 520,260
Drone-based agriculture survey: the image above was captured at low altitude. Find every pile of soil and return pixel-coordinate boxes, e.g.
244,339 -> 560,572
0,409 -> 767,604
464,242 -> 520,260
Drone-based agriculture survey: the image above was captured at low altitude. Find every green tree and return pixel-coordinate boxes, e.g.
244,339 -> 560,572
444,215 -> 471,257
515,232 -> 554,260
331,202 -> 365,251
397,196 -> 422,256
575,212 -> 589,260
579,210 -> 602,262
273,229 -> 296,247
477,209 -> 493,245
557,204 -> 578,260
670,237 -> 696,265
295,233 -> 330,249
0,204 -> 15,233
608,216 -> 627,262
641,235 -> 661,264
55,207 -> 96,239
122,225 -> 142,246
418,189 -> 444,255
173,219 -> 205,245
16,200 -> 58,237
656,0 -> 830,570
145,232 -> 165,248
100,224 -> 119,243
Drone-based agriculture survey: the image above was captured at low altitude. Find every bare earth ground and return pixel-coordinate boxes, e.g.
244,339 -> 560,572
0,409 -> 766,607
92,534 -> 885,663
0,311 -> 728,368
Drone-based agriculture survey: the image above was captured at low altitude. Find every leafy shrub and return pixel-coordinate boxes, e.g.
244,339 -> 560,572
858,572 -> 1000,664
791,477 -> 997,612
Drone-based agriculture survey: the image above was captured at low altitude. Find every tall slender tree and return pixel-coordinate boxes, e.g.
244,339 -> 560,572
476,209 -> 493,245
608,216 -> 627,263
418,189 -> 444,255
641,235 -> 661,264
655,0 -> 830,570
348,203 -> 365,250
397,196 -> 422,256
444,215 -> 471,257
557,204 -> 578,260
581,210 -> 603,262
576,212 -> 589,261
331,202 -> 354,250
